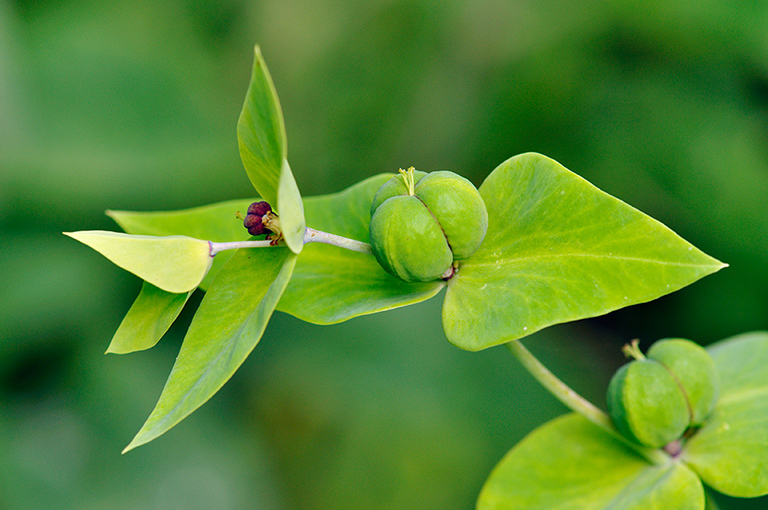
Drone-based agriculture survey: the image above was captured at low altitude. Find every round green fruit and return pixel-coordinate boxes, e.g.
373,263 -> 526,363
414,171 -> 489,260
647,339 -> 719,425
370,169 -> 427,215
369,168 -> 488,282
369,195 -> 453,282
607,359 -> 690,448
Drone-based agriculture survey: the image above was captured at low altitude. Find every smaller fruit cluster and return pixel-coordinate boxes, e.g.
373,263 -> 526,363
243,201 -> 274,236
607,339 -> 719,449
369,168 -> 488,282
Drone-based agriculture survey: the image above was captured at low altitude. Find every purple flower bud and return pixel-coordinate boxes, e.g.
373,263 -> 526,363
243,201 -> 273,236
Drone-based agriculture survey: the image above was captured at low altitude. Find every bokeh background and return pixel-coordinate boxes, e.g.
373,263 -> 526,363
1,1 -> 767,508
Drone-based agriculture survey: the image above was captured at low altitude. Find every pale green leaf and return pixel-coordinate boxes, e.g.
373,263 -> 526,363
123,247 -> 296,452
237,46 -> 304,253
276,159 -> 306,254
107,200 -> 252,241
65,231 -> 213,293
277,174 -> 445,324
478,414 -> 704,510
443,153 -> 726,351
107,281 -> 191,354
682,332 -> 768,497
107,199 -> 252,290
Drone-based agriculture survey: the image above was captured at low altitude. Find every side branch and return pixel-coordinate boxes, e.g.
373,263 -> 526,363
208,228 -> 373,256
506,340 -> 669,465
303,228 -> 373,255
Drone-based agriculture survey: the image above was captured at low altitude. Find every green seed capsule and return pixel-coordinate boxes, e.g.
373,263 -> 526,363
414,171 -> 489,260
647,339 -> 719,425
607,359 -> 690,448
370,170 -> 427,216
369,195 -> 453,282
369,168 -> 488,282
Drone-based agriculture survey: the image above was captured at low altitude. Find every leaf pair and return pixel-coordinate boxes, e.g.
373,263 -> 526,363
478,332 -> 768,509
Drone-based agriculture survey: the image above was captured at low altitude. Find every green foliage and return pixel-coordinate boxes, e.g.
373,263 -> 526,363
478,414 -> 704,510
684,332 -> 768,498
479,333 -> 768,509
442,153 -> 725,351
237,46 -> 305,254
68,48 -> 728,451
107,199 -> 252,290
60,45 -> 767,509
107,282 -> 191,354
123,246 -> 296,453
64,231 -> 213,293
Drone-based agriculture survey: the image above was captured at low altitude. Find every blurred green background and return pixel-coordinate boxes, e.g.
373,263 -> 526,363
1,0 -> 767,508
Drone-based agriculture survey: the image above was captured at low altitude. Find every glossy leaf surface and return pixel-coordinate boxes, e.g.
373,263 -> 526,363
277,174 -> 445,324
443,153 -> 726,351
478,414 -> 704,510
237,46 -> 304,253
65,231 -> 213,293
123,247 -> 296,452
107,281 -> 191,354
683,332 -> 768,497
108,200 -> 251,290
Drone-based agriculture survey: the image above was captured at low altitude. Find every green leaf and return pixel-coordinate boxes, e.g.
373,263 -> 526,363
443,153 -> 726,351
277,174 -> 445,324
478,413 -> 704,510
107,281 -> 192,354
108,200 -> 252,290
107,200 -> 252,241
65,231 -> 213,293
682,332 -> 768,497
237,46 -> 305,253
123,247 -> 296,452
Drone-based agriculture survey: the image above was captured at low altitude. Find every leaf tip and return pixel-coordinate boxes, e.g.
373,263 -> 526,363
122,428 -> 155,454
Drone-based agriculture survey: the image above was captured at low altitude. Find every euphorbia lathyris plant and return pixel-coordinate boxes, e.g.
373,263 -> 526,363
66,46 -> 767,508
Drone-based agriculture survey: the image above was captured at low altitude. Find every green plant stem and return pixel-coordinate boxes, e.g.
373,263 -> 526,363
208,228 -> 372,256
506,340 -> 669,465
303,227 -> 373,254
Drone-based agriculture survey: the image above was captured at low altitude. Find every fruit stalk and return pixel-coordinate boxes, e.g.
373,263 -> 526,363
506,340 -> 669,465
208,227 -> 372,256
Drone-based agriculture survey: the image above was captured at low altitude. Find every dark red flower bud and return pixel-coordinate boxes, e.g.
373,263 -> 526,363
243,201 -> 273,236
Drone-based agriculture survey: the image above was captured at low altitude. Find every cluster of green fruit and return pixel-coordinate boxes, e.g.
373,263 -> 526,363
607,339 -> 719,450
369,167 -> 488,282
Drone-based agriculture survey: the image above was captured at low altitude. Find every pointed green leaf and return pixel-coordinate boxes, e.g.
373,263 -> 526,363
65,231 -> 213,293
107,282 -> 192,354
276,159 -> 306,254
108,200 -> 252,290
107,200 -> 252,241
123,247 -> 296,452
277,174 -> 445,324
479,414 -> 704,510
443,153 -> 726,351
237,46 -> 304,253
682,332 -> 768,497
